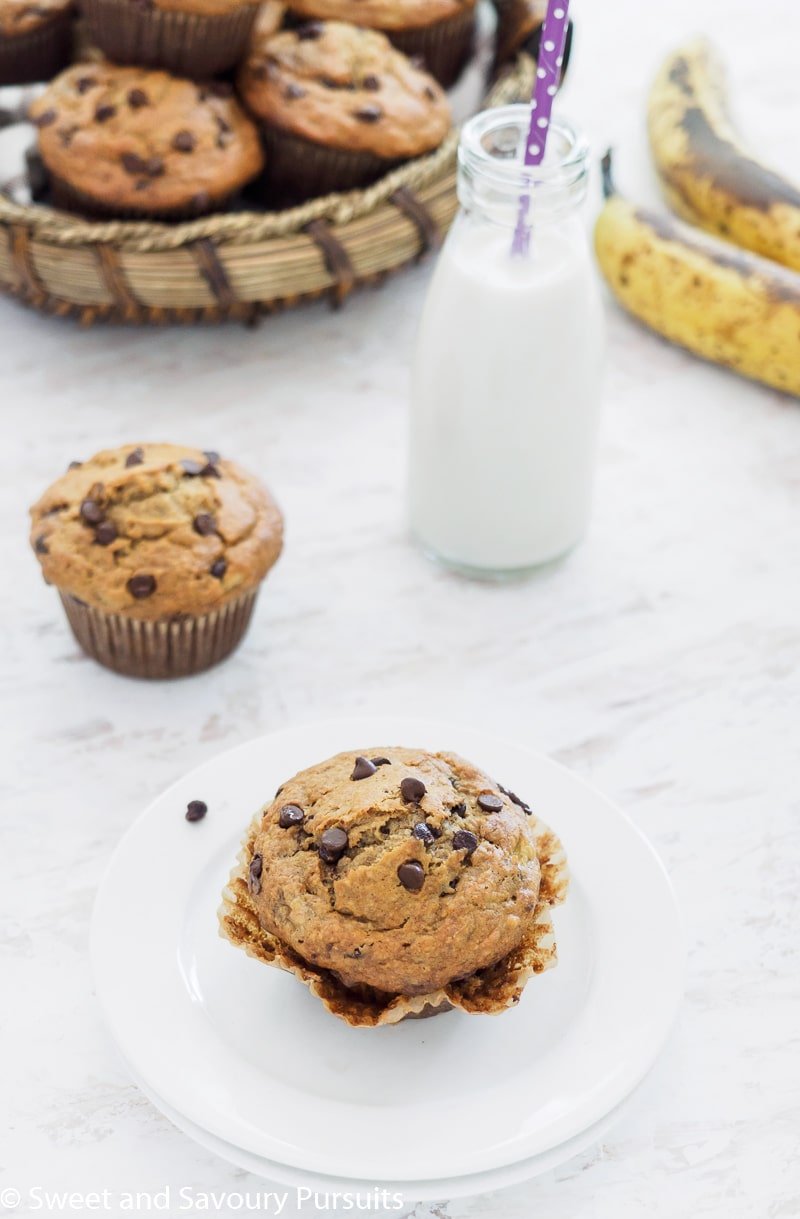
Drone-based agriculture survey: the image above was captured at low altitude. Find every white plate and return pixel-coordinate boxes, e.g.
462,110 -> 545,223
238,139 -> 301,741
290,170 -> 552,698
91,718 -> 684,1184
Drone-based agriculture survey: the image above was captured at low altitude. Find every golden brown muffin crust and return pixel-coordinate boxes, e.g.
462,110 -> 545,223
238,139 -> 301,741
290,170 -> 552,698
286,0 -> 474,31
0,0 -> 71,36
243,747 -> 542,996
30,65 -> 264,212
239,21 -> 451,158
30,443 -> 283,619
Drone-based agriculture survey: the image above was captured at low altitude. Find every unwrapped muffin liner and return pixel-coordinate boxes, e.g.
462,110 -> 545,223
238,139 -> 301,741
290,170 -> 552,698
219,797 -> 569,1027
388,7 -> 476,89
258,125 -> 400,204
0,11 -> 73,86
81,0 -> 258,78
59,588 -> 259,679
48,174 -> 233,221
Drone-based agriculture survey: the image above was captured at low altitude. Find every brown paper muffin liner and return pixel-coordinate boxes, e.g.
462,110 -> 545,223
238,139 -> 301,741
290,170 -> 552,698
0,11 -> 73,86
258,125 -> 400,204
81,0 -> 258,78
48,174 -> 233,221
59,588 -> 259,679
219,798 -> 569,1027
388,7 -> 476,89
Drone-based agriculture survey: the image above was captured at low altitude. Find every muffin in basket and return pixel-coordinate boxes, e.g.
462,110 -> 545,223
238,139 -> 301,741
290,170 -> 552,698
81,0 -> 260,78
30,64 -> 264,220
0,0 -> 73,86
220,746 -> 568,1026
285,0 -> 477,87
239,20 -> 451,201
29,443 -> 283,680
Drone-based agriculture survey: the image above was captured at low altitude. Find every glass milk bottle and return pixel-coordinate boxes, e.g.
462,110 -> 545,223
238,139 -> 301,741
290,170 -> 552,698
409,105 -> 605,577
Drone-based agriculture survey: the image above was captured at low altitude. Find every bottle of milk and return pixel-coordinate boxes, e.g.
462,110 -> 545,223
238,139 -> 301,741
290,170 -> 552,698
409,104 -> 605,577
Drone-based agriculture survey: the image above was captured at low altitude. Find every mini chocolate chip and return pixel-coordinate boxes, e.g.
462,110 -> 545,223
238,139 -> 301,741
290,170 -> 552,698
172,129 -> 196,153
351,755 -> 377,781
121,152 -> 148,175
181,458 -> 205,476
297,20 -> 322,38
278,804 -> 305,828
453,829 -> 478,855
34,109 -> 56,128
354,104 -> 382,123
400,777 -> 426,804
128,88 -> 149,108
451,802 -> 467,816
76,76 -> 97,93
412,822 -> 435,845
34,535 -> 49,554
319,826 -> 348,863
185,799 -> 207,822
210,558 -> 227,579
477,793 -> 504,813
249,853 -> 263,894
95,521 -> 118,546
371,756 -> 391,766
95,104 -> 116,123
284,82 -> 307,100
362,74 -> 380,90
80,499 -> 104,525
193,513 -> 216,536
67,460 -> 83,470
125,447 -> 144,467
397,860 -> 425,892
127,573 -> 156,599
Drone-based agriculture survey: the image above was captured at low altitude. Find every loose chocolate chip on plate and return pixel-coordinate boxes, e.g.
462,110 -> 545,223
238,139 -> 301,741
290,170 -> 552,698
76,76 -> 97,94
412,822 -> 435,845
95,521 -> 118,546
319,826 -> 348,863
33,109 -> 56,128
400,776 -> 426,804
34,535 -> 48,554
127,573 -> 156,599
193,513 -> 216,536
185,799 -> 207,822
453,829 -> 478,855
477,793 -> 504,813
181,458 -> 205,476
95,104 -> 116,123
80,498 -> 104,525
249,853 -> 263,894
127,87 -> 149,108
125,447 -> 144,467
354,104 -> 382,123
351,755 -> 377,781
172,129 -> 196,153
278,803 -> 305,828
397,860 -> 425,892
371,756 -> 391,766
210,558 -> 227,579
362,74 -> 380,90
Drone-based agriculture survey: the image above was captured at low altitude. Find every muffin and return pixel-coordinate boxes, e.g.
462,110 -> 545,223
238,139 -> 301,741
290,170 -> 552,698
0,0 -> 73,85
286,0 -> 477,87
29,443 -> 283,679
30,65 -> 264,219
493,0 -> 573,78
220,747 -> 568,1026
80,0 -> 260,78
239,20 -> 451,201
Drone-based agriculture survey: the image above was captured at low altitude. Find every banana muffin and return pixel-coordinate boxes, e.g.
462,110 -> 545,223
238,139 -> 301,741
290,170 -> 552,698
285,0 -> 477,86
29,443 -> 283,679
81,0 -> 260,78
30,64 -> 264,219
0,0 -> 73,85
239,20 -> 451,200
220,746 -> 568,1025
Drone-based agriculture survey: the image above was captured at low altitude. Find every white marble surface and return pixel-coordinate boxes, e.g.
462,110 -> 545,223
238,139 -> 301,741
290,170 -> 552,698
1,0 -> 799,1215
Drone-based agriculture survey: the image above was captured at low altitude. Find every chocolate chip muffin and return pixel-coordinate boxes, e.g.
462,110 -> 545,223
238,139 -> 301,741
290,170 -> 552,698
220,747 -> 568,1026
0,0 -> 73,85
286,0 -> 477,86
30,65 -> 264,219
29,443 -> 283,679
239,20 -> 451,200
81,0 -> 260,78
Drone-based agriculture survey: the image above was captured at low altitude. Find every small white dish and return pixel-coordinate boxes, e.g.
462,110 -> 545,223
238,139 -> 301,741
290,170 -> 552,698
91,717 -> 684,1185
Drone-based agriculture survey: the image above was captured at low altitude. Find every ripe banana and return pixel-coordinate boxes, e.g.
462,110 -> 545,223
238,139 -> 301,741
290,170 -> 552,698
648,39 -> 800,271
593,153 -> 800,398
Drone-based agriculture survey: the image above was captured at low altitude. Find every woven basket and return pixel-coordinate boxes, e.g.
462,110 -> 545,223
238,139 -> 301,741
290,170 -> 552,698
0,56 -> 534,326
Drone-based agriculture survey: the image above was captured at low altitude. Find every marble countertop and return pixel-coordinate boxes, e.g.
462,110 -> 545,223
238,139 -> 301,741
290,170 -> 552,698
1,0 -> 798,1215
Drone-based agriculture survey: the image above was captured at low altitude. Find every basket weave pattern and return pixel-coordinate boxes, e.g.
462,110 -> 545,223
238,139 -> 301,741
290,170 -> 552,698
0,57 -> 533,325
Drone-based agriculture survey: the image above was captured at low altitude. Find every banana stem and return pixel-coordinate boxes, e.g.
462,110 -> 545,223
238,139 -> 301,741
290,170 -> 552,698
601,150 -> 615,200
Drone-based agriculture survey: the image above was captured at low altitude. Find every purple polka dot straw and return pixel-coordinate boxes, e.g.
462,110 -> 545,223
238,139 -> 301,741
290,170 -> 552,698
511,0 -> 571,257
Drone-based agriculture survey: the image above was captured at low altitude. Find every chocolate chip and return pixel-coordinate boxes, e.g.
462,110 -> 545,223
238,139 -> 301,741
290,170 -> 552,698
453,829 -> 478,855
127,573 -> 156,599
249,853 -> 263,894
284,82 -> 307,100
172,129 -> 196,153
193,513 -> 216,536
371,756 -> 391,766
278,804 -> 305,828
210,558 -> 227,579
478,793 -> 504,813
95,521 -> 118,546
499,784 -> 532,815
354,104 -> 382,123
34,535 -> 49,554
58,126 -> 78,147
33,109 -> 56,128
95,104 -> 116,123
185,799 -> 207,822
397,861 -> 425,892
127,87 -> 149,108
203,450 -> 220,465
351,755 -> 377,781
125,447 -> 144,467
146,157 -> 164,178
68,460 -> 82,470
76,76 -> 97,93
297,20 -> 322,38
400,777 -> 426,804
201,461 -> 221,478
319,826 -> 348,863
451,802 -> 467,817
412,822 -> 435,845
80,499 -> 104,525
181,458 -> 205,476
362,74 -> 380,90
121,152 -> 148,175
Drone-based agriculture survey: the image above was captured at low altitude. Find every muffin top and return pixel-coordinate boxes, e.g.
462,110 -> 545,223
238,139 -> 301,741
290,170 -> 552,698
242,747 -> 542,996
0,0 -> 71,35
29,66 -> 264,212
30,443 -> 283,620
239,21 -> 451,158
285,0 -> 474,31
